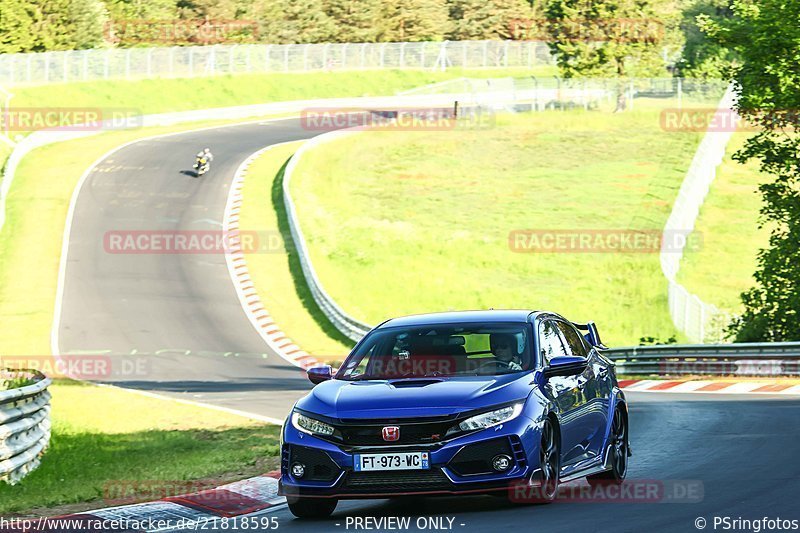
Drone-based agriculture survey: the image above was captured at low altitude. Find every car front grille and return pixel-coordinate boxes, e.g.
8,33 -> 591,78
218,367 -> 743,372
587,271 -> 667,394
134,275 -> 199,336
335,415 -> 461,446
345,468 -> 453,492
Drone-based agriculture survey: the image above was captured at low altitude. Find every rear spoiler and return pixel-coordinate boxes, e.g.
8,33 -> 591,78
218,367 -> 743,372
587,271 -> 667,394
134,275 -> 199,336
572,321 -> 606,349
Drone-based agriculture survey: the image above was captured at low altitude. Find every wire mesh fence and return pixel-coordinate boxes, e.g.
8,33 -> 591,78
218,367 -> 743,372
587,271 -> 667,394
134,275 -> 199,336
0,41 -> 556,86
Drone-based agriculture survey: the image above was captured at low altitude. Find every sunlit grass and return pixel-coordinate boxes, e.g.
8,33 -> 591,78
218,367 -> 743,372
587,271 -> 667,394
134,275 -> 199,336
288,107 -> 707,346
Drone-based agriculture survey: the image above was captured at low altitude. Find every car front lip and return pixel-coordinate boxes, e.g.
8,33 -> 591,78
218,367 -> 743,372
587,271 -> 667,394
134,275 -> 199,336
279,413 -> 537,499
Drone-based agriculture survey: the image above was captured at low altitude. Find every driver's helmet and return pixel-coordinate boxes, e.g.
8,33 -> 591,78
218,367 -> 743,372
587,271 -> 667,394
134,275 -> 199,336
204,148 -> 211,153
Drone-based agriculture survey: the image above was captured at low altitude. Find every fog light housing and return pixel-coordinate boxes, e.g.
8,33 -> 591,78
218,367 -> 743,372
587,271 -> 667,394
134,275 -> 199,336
291,462 -> 306,478
492,454 -> 512,472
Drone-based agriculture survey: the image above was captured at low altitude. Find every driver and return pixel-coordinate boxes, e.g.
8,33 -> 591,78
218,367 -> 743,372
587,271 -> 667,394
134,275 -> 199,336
490,333 -> 523,371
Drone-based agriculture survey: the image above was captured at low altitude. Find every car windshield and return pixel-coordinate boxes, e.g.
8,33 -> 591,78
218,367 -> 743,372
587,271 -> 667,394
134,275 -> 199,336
337,323 -> 531,380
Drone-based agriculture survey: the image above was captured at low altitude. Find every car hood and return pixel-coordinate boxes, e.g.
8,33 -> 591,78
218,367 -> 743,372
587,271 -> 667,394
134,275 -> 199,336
294,374 -> 532,419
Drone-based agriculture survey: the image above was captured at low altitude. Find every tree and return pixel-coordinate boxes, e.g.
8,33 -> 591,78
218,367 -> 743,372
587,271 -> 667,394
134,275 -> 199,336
382,0 -> 450,42
0,0 -> 37,53
676,0 -> 738,78
708,0 -> 800,341
25,0 -> 109,51
325,0 -> 384,42
447,0 -> 530,40
260,0 -> 337,43
544,0 -> 671,110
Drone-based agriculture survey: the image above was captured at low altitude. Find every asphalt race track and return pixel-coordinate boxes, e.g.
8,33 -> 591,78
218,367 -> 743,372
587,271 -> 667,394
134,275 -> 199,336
55,117 -> 800,530
56,118 -> 332,419
189,392 -> 800,532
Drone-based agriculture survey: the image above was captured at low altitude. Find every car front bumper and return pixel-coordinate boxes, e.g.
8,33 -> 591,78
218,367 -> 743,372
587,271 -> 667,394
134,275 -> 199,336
279,414 -> 542,499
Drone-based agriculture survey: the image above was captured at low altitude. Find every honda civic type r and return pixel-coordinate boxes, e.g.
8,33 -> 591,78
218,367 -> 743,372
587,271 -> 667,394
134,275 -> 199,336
280,310 -> 631,518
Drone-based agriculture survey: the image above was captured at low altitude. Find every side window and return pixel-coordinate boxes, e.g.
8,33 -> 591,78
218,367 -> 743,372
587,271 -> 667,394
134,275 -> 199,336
538,320 -> 568,365
556,321 -> 589,358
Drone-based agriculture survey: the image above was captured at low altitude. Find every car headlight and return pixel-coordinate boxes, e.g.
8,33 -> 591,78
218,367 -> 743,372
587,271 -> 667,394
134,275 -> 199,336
291,411 -> 335,436
452,403 -> 524,433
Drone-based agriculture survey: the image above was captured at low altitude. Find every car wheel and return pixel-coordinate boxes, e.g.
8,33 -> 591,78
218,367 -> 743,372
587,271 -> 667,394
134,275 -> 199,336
537,418 -> 560,503
287,497 -> 338,519
588,407 -> 628,485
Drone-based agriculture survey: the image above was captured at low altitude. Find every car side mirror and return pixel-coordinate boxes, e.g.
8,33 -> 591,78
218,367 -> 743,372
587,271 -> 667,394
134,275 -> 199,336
307,365 -> 333,385
543,356 -> 588,378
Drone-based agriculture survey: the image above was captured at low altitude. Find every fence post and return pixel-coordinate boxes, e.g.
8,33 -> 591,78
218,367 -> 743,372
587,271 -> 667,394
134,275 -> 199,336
27,54 -> 32,83
168,47 -> 174,77
360,43 -> 367,69
504,40 -> 510,67
44,52 -> 50,83
146,48 -> 152,77
677,77 -> 683,110
284,45 -> 290,72
400,42 -> 406,68
342,43 -> 348,68
82,51 -> 88,81
303,44 -> 309,71
189,47 -> 194,76
230,45 -> 236,74
63,51 -> 69,82
322,43 -> 329,70
420,42 -> 427,68
482,41 -> 488,67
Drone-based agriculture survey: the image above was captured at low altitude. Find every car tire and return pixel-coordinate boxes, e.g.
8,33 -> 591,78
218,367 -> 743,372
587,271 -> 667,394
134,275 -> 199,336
535,418 -> 561,503
508,418 -> 560,505
588,406 -> 628,485
287,497 -> 338,519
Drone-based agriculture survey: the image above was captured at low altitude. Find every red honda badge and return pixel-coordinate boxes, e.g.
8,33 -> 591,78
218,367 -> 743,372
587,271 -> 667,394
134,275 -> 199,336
382,426 -> 400,441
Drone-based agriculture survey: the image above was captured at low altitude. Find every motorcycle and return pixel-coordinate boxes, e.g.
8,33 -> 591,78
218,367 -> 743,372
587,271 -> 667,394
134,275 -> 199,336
194,156 -> 210,176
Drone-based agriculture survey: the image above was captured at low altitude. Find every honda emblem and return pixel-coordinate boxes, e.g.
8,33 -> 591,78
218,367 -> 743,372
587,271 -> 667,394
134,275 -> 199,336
382,426 -> 400,442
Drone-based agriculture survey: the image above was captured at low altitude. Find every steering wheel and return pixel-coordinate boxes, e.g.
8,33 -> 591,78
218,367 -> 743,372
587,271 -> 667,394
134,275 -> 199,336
476,359 -> 511,373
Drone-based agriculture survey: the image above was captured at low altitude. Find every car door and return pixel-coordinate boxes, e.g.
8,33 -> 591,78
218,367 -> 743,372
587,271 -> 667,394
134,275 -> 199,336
538,319 -> 586,467
555,320 -> 610,461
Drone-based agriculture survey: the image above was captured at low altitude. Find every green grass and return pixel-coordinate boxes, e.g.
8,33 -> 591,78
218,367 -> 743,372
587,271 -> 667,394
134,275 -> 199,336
7,67 -> 556,116
0,380 -> 278,516
240,143 -> 354,361
677,132 -> 770,312
288,107 -> 707,346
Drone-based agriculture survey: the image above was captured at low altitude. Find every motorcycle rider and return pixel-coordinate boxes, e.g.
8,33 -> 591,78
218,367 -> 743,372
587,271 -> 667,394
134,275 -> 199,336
195,147 -> 213,174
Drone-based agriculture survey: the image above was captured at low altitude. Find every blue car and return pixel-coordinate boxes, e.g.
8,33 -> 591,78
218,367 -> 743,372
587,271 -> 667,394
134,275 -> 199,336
279,310 -> 630,518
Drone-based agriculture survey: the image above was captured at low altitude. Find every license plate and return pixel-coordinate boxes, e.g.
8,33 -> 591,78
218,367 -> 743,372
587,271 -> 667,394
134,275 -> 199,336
354,452 -> 430,472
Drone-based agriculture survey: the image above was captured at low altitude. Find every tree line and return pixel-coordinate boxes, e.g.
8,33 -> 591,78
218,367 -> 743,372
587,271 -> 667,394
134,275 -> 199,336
0,0 -> 732,80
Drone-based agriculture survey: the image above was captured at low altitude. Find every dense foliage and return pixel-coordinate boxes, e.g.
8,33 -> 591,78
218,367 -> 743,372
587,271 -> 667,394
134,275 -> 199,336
0,0 -> 535,52
707,0 -> 800,341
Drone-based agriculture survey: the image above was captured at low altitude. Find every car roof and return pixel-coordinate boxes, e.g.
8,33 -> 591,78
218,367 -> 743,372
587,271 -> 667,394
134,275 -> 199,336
378,309 -> 541,328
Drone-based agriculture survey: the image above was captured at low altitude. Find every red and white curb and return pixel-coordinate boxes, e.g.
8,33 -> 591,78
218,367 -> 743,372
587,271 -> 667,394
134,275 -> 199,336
223,143 -> 323,372
27,473 -> 284,532
619,379 -> 800,395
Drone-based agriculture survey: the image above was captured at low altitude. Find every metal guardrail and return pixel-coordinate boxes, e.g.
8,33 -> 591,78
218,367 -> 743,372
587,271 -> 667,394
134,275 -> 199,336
282,130 -> 372,343
605,342 -> 800,377
0,369 -> 51,484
